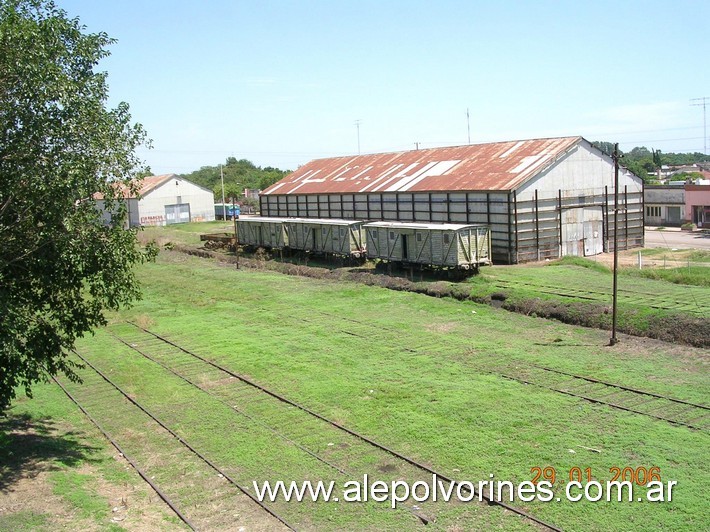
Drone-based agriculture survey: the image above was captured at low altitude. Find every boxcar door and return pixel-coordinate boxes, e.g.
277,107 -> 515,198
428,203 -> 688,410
401,234 -> 409,260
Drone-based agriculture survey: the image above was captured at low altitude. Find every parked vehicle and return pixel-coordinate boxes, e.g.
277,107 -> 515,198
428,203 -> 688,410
214,203 -> 240,220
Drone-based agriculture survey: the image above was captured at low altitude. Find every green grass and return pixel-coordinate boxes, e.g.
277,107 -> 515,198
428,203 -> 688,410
624,266 -> 710,287
548,255 -> 610,273
688,249 -> 710,262
49,470 -> 109,520
1,378 -> 178,529
138,220 -> 234,247
0,511 -> 49,531
479,258 -> 709,315
101,255 -> 710,527
8,251 -> 709,529
638,247 -> 710,263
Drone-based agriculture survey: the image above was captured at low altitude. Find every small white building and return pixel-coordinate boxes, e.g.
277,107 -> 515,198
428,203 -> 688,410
97,174 -> 215,227
644,185 -> 685,226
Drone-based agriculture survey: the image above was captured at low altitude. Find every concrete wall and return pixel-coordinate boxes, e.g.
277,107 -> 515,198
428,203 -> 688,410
645,186 -> 685,205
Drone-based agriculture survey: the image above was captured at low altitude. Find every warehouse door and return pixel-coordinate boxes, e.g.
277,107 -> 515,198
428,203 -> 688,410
165,203 -> 190,224
562,207 -> 602,257
583,220 -> 603,256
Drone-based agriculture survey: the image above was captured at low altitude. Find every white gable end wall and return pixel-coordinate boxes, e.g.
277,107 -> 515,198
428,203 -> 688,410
516,143 -> 642,200
138,177 -> 215,225
513,142 -> 644,262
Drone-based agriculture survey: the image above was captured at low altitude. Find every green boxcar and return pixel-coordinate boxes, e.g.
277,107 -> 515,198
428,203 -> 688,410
364,221 -> 491,269
285,218 -> 366,257
235,217 -> 289,248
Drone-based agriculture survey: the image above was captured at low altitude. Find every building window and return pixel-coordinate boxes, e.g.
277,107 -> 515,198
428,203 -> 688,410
389,231 -> 395,240
443,233 -> 450,244
646,206 -> 661,217
416,232 -> 422,242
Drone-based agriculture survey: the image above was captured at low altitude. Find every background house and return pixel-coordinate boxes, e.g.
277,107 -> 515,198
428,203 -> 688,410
97,174 -> 215,227
260,136 -> 644,263
644,185 -> 685,226
685,184 -> 710,227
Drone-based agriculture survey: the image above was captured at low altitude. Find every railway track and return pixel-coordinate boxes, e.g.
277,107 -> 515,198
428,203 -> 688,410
489,363 -> 709,431
222,307 -> 708,431
57,350 -> 295,531
491,279 -> 708,316
285,308 -> 709,430
52,376 -> 198,531
113,321 -> 562,531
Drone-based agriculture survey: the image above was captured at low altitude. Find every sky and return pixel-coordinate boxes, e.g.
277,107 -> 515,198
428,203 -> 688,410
57,0 -> 710,174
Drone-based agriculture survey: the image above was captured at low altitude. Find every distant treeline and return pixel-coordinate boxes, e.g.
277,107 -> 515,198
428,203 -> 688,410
179,158 -> 290,202
593,141 -> 710,182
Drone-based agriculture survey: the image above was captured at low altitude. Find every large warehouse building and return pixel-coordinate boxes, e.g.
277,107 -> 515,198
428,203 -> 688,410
260,136 -> 644,263
98,174 -> 215,227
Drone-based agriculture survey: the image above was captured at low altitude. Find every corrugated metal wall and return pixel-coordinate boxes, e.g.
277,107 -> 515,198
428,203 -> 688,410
260,188 -> 643,264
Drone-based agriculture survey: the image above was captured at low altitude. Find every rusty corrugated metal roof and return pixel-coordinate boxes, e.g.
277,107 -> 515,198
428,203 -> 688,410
263,136 -> 583,195
138,174 -> 176,196
93,174 -> 176,200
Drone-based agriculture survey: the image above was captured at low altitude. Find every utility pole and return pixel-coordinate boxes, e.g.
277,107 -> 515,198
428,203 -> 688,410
355,119 -> 361,155
220,164 -> 226,220
609,143 -> 620,346
467,108 -> 471,145
691,97 -> 709,155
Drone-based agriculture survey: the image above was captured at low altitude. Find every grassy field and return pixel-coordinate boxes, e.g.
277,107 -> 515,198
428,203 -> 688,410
3,248 -> 708,530
479,257 -> 709,314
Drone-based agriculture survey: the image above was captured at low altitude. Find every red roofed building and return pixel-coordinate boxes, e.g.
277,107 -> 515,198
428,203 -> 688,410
261,136 -> 644,263
96,174 -> 215,227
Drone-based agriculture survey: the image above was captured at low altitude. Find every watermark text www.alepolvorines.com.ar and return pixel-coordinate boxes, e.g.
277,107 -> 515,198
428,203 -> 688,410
253,474 -> 677,508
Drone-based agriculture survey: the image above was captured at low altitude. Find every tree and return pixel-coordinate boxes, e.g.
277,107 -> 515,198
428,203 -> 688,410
180,157 -> 290,194
0,0 -> 154,411
212,180 -> 243,203
652,149 -> 662,167
591,141 -> 616,157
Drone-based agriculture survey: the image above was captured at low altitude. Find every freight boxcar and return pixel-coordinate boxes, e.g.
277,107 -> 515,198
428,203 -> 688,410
284,218 -> 366,257
235,217 -> 289,249
364,221 -> 491,269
